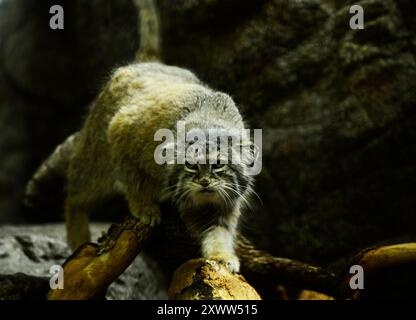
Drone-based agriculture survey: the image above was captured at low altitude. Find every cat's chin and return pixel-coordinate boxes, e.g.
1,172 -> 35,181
190,192 -> 222,206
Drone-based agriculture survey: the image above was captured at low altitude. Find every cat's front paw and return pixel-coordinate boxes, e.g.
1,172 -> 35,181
134,205 -> 161,227
205,253 -> 240,273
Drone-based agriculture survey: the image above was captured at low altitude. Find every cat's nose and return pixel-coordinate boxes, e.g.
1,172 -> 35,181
200,178 -> 210,188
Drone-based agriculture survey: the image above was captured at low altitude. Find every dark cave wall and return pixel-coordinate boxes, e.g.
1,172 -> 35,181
0,0 -> 140,222
156,0 -> 416,268
0,0 -> 415,270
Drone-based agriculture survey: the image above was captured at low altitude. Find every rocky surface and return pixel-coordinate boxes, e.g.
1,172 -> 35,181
0,0 -> 141,223
156,0 -> 416,269
0,224 -> 168,300
1,0 -> 140,104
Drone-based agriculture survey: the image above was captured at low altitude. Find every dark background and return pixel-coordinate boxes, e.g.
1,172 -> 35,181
0,0 -> 415,273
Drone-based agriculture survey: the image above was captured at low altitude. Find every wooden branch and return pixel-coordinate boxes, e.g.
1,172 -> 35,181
41,211 -> 416,301
339,242 -> 416,299
168,258 -> 261,300
47,215 -> 152,300
46,216 -> 341,300
348,242 -> 416,272
236,234 -> 340,298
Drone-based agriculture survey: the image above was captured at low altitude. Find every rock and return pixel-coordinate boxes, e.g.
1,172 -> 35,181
0,224 -> 168,300
0,0 -> 140,104
0,273 -> 50,300
0,231 -> 70,277
0,0 -> 141,224
156,0 -> 416,269
0,64 -> 28,224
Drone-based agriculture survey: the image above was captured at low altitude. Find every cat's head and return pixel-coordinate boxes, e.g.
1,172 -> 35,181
160,128 -> 255,211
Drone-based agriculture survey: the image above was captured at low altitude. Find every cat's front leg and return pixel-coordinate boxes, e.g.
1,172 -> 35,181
201,225 -> 240,273
126,192 -> 161,227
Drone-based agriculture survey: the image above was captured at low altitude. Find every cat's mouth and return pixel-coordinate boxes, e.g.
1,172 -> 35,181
190,187 -> 221,206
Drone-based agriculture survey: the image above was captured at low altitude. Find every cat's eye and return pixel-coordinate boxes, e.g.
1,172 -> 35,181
185,161 -> 198,171
212,163 -> 226,171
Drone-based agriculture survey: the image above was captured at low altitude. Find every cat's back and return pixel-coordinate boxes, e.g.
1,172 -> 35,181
129,62 -> 201,85
102,63 -> 212,180
106,62 -> 204,108
81,62 -> 207,148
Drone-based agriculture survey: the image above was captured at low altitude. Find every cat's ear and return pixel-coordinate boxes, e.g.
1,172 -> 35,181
239,141 -> 260,166
236,128 -> 262,175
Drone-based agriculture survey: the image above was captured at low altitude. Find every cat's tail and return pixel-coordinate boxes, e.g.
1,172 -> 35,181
133,0 -> 161,62
23,133 -> 78,219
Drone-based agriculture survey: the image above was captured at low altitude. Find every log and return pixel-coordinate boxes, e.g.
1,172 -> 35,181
168,258 -> 261,300
46,213 -> 340,300
339,243 -> 416,299
47,215 -> 152,300
236,234 -> 340,298
42,211 -> 416,300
